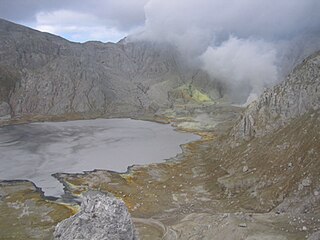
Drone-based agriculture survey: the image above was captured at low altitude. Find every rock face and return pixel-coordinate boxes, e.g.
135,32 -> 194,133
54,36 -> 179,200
214,50 -> 320,217
0,102 -> 11,119
54,191 -> 138,240
308,231 -> 320,240
231,51 -> 320,140
0,18 -> 221,120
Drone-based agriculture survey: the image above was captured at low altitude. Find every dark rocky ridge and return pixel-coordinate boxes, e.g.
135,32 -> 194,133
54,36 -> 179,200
0,18 -> 221,121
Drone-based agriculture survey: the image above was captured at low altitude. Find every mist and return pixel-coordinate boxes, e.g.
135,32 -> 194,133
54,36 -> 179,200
134,0 -> 320,103
2,0 -> 319,103
201,37 -> 278,102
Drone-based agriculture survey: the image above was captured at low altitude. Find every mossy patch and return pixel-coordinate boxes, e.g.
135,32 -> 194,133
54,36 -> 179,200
0,181 -> 74,240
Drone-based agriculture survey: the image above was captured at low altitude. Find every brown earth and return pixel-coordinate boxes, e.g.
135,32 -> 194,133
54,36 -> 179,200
0,104 -> 319,240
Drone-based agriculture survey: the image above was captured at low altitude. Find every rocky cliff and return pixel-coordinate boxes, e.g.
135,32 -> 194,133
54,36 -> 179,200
54,191 -> 138,240
0,18 -> 220,121
231,51 -> 320,140
212,51 -> 320,229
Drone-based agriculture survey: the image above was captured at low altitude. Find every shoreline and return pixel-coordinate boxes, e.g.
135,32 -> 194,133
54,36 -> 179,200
1,106 -> 314,240
0,115 -> 204,203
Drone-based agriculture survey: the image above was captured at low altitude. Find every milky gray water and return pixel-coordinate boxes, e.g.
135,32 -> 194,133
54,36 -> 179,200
0,119 -> 200,197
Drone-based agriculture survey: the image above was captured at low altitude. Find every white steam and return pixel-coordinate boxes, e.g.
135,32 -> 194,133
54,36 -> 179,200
201,37 -> 278,101
134,0 -> 320,103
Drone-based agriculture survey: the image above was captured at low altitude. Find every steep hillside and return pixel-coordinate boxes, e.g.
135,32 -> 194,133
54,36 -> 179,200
1,18 -> 319,239
214,111 -> 320,213
46,52 -> 320,240
0,19 -> 221,121
231,51 -> 320,140
208,52 -> 320,235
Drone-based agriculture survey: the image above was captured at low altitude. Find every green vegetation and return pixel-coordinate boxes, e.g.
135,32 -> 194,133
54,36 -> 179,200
0,181 -> 74,240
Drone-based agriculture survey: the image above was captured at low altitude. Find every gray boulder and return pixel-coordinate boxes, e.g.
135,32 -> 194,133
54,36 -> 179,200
308,231 -> 320,240
54,191 -> 138,240
0,102 -> 11,119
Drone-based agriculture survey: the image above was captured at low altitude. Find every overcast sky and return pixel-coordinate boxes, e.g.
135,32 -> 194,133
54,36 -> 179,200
1,0 -> 320,102
1,0 -> 319,43
0,0 -> 149,42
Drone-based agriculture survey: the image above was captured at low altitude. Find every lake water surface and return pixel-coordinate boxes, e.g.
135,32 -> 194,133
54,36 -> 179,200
0,119 -> 200,197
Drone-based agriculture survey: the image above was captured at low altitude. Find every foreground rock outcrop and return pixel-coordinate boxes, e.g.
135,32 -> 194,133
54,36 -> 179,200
54,191 -> 138,240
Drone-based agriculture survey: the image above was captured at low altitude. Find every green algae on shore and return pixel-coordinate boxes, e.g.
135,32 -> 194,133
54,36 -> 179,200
0,181 -> 75,240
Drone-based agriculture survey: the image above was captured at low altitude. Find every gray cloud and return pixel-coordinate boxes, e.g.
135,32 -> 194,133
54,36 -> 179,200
0,0 -> 148,42
1,0 -> 320,102
136,0 -> 320,102
0,0 -> 148,30
141,0 -> 320,43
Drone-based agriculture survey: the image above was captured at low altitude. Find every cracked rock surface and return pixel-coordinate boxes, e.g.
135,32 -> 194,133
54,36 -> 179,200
0,19 -> 220,120
232,51 -> 320,140
54,191 -> 138,240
